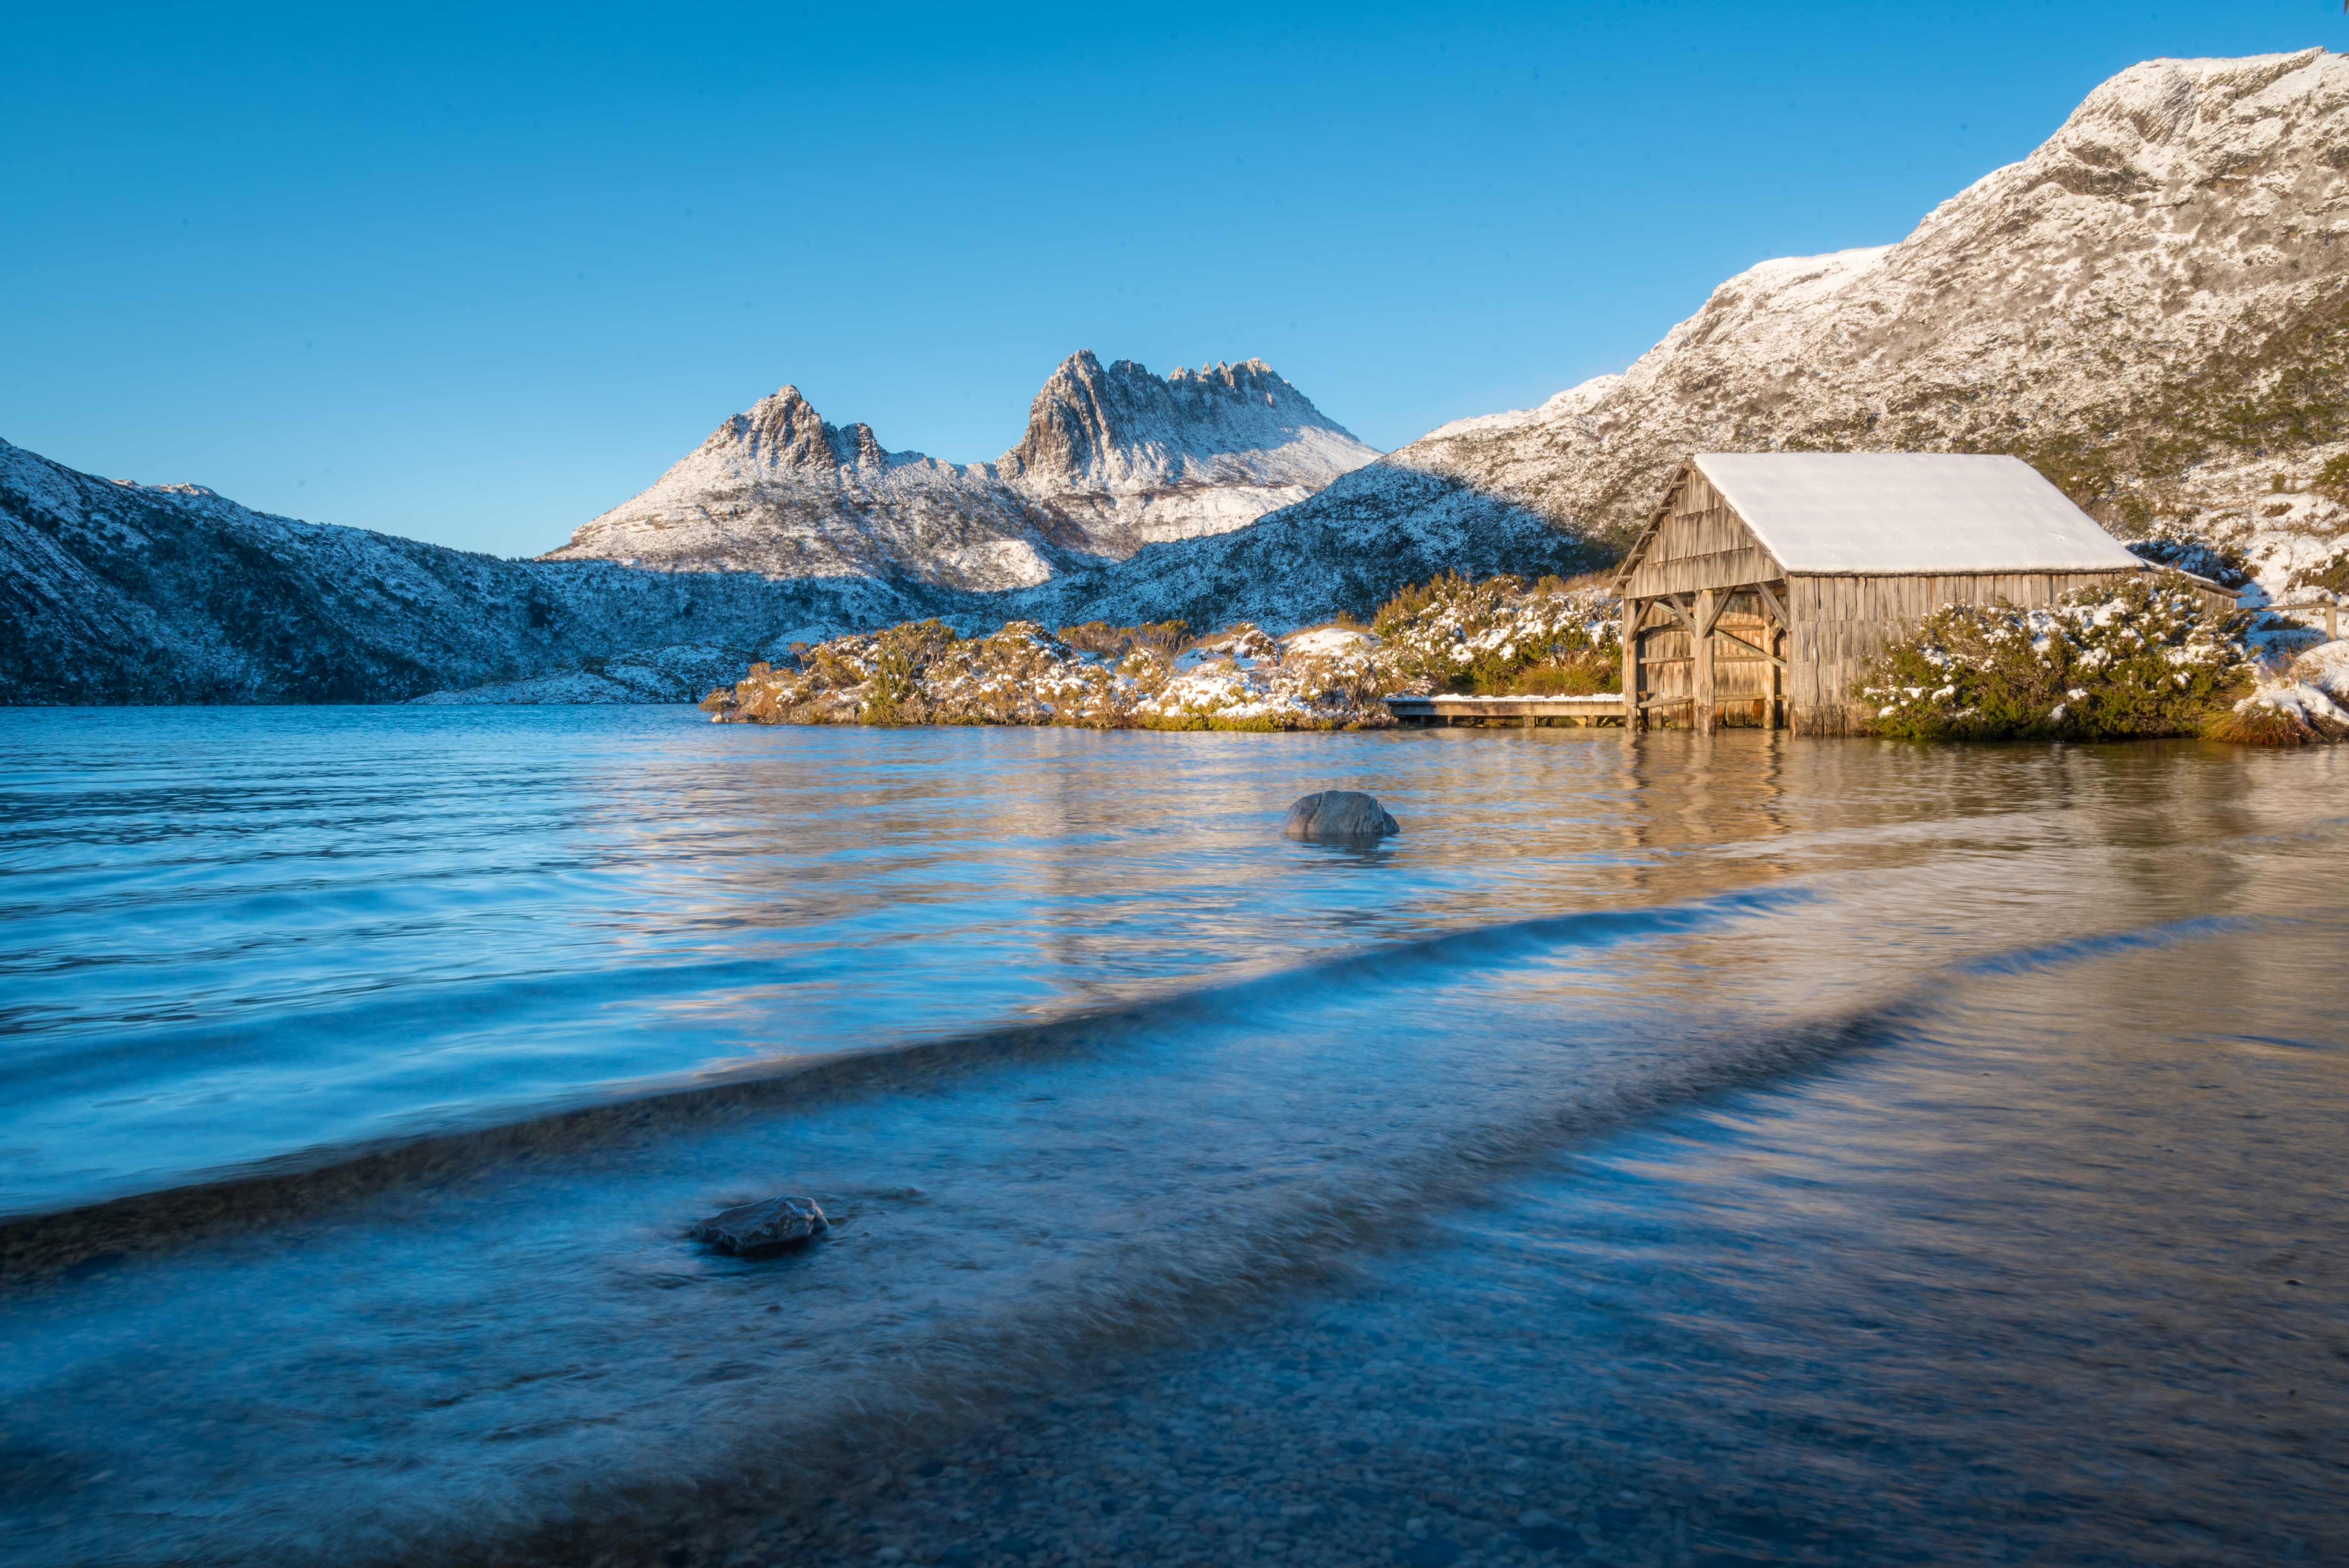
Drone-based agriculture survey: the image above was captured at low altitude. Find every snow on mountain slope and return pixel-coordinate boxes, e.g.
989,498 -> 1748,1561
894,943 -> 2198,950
541,352 -> 1380,588
1003,462 -> 1602,633
1348,46 -> 2349,597
540,385 -> 1063,591
0,436 -> 930,705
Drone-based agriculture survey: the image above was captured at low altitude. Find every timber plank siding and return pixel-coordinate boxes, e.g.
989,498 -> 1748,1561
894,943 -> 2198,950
1613,455 -> 2231,736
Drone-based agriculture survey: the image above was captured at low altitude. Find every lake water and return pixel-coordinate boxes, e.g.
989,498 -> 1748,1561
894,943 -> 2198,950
0,709 -> 2342,1568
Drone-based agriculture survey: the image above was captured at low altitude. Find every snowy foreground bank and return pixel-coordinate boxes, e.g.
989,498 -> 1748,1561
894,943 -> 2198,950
701,575 -> 1621,732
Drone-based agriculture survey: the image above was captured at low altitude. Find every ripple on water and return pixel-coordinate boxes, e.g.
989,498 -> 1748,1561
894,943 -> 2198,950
0,710 -> 2342,1566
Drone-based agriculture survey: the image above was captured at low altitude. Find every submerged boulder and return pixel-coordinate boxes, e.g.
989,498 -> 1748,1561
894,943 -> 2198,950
689,1195 -> 828,1257
1282,790 -> 1400,843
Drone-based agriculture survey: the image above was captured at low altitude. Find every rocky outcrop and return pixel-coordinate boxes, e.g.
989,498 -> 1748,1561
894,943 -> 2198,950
542,353 -> 1382,589
1282,791 -> 1400,843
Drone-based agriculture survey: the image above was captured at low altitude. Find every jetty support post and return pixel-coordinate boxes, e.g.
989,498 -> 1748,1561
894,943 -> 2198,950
1623,596 -> 1645,731
1694,588 -> 1717,733
1753,578 -> 1790,730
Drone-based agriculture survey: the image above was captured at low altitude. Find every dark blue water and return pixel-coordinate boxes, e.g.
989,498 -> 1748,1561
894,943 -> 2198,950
0,709 -> 2341,1567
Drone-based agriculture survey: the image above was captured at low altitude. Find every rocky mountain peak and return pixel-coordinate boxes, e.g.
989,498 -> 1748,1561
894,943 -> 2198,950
701,385 -> 838,471
545,349 -> 1380,589
689,386 -> 897,475
1002,350 -> 1371,491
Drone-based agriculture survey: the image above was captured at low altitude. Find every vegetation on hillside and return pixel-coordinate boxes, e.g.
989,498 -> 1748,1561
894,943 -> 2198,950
1371,573 -> 1621,696
699,574 -> 1621,730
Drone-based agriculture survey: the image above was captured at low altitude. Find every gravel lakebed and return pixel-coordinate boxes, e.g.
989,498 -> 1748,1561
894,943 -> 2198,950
544,1211 -> 1872,1568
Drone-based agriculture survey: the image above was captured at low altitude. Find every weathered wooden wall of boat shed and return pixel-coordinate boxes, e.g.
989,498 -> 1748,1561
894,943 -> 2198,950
1615,453 -> 2228,736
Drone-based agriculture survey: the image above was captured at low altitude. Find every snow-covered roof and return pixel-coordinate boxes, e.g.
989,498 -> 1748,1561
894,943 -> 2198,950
1691,452 -> 2145,574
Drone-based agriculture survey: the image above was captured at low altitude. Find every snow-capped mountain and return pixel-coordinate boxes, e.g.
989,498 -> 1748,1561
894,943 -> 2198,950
17,49 -> 2349,707
541,352 -> 1381,588
998,353 -> 1385,560
1296,47 -> 2349,595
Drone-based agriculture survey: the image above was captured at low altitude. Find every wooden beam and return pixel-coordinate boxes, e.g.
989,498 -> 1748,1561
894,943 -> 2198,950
1711,628 -> 1788,668
1610,457 -> 1696,600
1752,578 -> 1790,630
2263,601 -> 2340,640
1698,589 -> 1732,639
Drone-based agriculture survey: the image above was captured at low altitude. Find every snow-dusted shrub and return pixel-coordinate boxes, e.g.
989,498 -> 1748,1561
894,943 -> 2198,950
1054,619 -> 1193,661
702,574 -> 1627,730
2291,639 -> 2349,700
2315,452 -> 2349,501
2207,680 -> 2349,746
2209,643 -> 2349,745
1370,573 -> 1619,697
1860,577 -> 2253,741
703,621 -> 1138,728
2287,547 -> 2349,598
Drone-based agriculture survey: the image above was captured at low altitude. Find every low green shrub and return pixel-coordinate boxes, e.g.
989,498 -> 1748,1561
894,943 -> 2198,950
1859,577 -> 2253,741
2289,548 -> 2349,598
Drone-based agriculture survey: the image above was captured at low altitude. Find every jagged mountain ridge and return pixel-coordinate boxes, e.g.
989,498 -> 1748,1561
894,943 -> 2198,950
0,421 -> 1587,705
541,351 -> 1381,588
1276,47 -> 2349,591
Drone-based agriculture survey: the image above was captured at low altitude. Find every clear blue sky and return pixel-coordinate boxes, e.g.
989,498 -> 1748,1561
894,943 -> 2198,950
2,2 -> 2336,558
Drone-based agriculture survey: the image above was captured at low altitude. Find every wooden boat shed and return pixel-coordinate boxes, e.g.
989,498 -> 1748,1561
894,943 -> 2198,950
1615,452 -> 2232,735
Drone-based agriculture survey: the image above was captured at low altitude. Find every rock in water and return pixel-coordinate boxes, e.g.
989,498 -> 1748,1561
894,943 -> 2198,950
1283,791 -> 1400,843
688,1195 -> 828,1257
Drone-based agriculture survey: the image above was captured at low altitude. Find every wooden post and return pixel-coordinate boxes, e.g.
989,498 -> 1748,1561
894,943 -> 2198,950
1694,588 -> 1716,733
1752,578 -> 1790,731
1623,598 -> 1645,731
1770,620 -> 1784,729
1763,603 -> 1780,729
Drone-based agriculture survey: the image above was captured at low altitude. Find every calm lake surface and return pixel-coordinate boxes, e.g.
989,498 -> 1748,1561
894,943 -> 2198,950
0,708 -> 2342,1568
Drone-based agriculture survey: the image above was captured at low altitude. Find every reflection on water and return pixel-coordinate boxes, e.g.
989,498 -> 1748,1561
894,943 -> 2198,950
0,709 -> 2342,1567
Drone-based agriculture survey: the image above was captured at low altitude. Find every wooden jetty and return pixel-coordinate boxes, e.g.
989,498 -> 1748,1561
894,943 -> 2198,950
1384,694 -> 1626,727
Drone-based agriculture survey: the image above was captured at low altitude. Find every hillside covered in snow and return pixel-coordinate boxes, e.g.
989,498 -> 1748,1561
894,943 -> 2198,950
540,352 -> 1383,590
0,436 -> 924,705
1316,47 -> 2349,607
